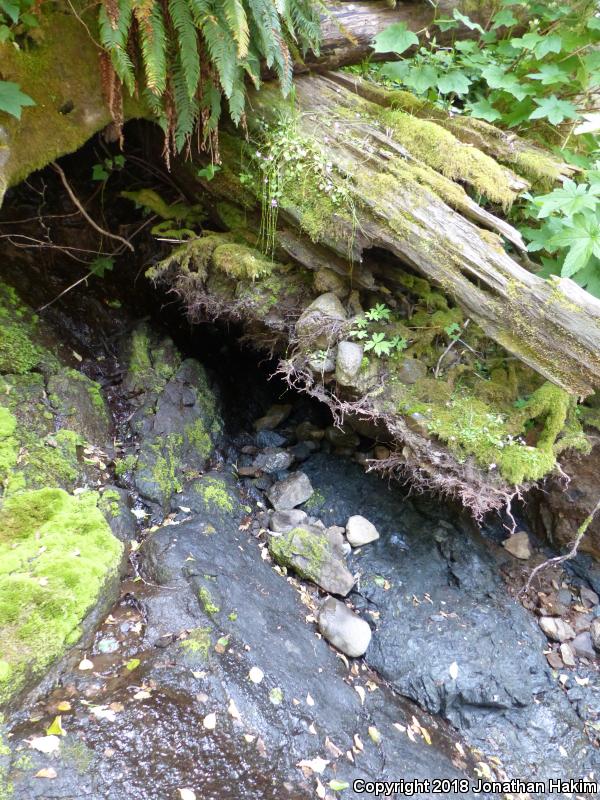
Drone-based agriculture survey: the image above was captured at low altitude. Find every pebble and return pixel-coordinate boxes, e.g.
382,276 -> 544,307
572,631 -> 596,660
346,515 -> 380,547
559,642 -> 576,667
539,616 -> 576,642
318,597 -> 372,658
502,531 -> 532,560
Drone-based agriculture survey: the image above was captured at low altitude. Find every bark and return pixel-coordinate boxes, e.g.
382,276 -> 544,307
202,74 -> 600,396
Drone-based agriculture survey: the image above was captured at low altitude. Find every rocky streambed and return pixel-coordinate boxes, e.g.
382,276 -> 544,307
0,265 -> 599,800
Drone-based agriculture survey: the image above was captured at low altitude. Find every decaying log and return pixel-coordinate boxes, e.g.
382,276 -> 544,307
205,74 -> 600,396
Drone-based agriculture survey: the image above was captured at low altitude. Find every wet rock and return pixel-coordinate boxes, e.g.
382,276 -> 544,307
346,515 -> 380,547
289,440 -> 318,462
325,425 -> 360,450
572,632 -> 596,660
295,421 -> 325,442
314,267 -> 347,298
267,471 -> 313,510
255,430 -> 287,448
318,597 -> 372,657
396,357 -> 427,385
539,616 -> 576,642
252,447 -> 294,474
580,586 -> 600,608
254,403 -> 292,431
298,452 -> 596,785
307,350 -> 336,374
295,292 -> 346,349
560,642 -> 576,667
269,508 -> 308,533
335,341 -> 363,386
590,617 -> 600,651
47,369 -> 112,454
268,525 -> 355,595
502,531 -> 532,560
99,485 -> 137,544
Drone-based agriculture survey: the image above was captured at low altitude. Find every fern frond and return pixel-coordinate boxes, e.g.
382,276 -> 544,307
201,12 -> 237,98
136,3 -> 167,96
169,0 -> 201,99
172,53 -> 199,150
98,0 -> 135,95
222,0 -> 249,58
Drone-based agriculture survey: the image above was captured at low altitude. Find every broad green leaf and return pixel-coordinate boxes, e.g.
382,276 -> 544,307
452,9 -> 484,34
550,213 -> 600,278
435,18 -> 459,33
467,98 -> 501,122
573,257 -> 600,297
0,1 -> 19,23
480,65 -> 529,100
587,16 -> 600,30
526,63 -> 570,86
534,179 -> 599,218
0,80 -> 35,119
379,60 -> 410,83
404,64 -> 439,93
511,32 -> 562,58
372,23 -> 418,55
90,256 -> 115,278
492,8 -> 518,28
529,95 -> 578,125
436,70 -> 471,95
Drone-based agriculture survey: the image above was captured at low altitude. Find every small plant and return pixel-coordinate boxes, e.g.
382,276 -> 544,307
349,305 -> 409,358
91,155 -> 126,182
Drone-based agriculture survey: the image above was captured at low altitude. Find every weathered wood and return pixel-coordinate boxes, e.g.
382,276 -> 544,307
205,74 -> 600,395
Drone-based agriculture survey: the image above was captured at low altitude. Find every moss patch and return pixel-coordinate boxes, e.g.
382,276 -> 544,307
0,283 -> 57,375
198,586 -> 220,615
269,527 -> 327,580
0,488 -> 123,708
179,627 -> 211,659
193,476 -> 234,513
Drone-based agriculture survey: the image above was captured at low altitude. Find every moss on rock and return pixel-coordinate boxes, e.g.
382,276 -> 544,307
0,488 -> 123,708
193,476 -> 234,514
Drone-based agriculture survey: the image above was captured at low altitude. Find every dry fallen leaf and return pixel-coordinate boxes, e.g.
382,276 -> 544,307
354,686 -> 365,706
29,735 -> 60,754
203,712 -> 217,730
316,777 -> 326,799
368,726 -> 381,745
297,757 -> 329,775
243,734 -> 256,743
449,661 -> 459,680
46,716 -> 65,737
78,658 -> 94,671
178,790 -> 197,800
228,699 -> 241,720
133,690 -> 151,700
56,701 -> 71,712
34,767 -> 57,779
306,692 -> 315,706
90,706 -> 117,722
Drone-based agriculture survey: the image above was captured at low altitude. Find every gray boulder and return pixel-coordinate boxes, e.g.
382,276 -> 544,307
253,447 -> 294,474
269,508 -> 308,533
296,293 -> 346,348
267,471 -> 314,510
346,514 -> 380,547
335,341 -> 363,386
318,597 -> 372,657
268,525 -> 355,595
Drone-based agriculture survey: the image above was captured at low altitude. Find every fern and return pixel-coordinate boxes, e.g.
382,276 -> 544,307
97,0 -> 321,161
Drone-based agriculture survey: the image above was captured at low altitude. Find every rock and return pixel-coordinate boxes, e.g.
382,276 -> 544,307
580,586 -> 599,607
559,642 -> 576,667
346,515 -> 380,547
538,616 -> 576,642
373,445 -> 391,460
289,441 -> 319,462
318,597 -> 372,658
574,613 -> 592,633
267,471 -> 314,510
325,425 -> 360,450
295,293 -> 346,349
395,358 -> 427,385
254,404 -> 292,431
268,525 -> 355,595
572,632 -> 597,660
546,650 -> 563,670
502,531 -> 532,560
252,447 -> 294,474
295,421 -> 325,442
308,351 -> 336,374
590,617 -> 600,651
314,268 -> 347,299
269,509 -> 308,533
335,341 -> 363,386
255,430 -> 287,448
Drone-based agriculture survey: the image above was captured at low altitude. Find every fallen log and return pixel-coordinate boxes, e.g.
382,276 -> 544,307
195,73 -> 600,397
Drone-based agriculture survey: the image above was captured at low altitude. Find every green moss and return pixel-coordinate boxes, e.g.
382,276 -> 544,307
302,489 -> 325,511
0,408 -> 18,487
269,527 -> 327,579
194,476 -> 234,513
61,738 -> 94,775
151,433 -> 184,501
0,284 -> 54,375
186,419 -> 213,461
179,627 -> 211,658
0,488 -> 123,708
98,489 -> 121,519
198,586 -> 220,615
114,454 -> 138,477
0,715 -> 12,800
212,243 -> 273,280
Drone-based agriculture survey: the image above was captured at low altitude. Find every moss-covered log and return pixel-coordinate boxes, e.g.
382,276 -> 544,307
194,74 -> 600,397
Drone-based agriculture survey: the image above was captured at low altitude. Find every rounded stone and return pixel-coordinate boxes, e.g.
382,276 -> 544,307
346,515 -> 380,547
318,597 -> 372,658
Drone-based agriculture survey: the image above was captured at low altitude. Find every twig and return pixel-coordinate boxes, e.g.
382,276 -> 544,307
520,497 -> 600,595
434,319 -> 471,378
51,162 -> 134,252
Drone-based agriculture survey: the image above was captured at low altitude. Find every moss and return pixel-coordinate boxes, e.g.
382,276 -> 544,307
150,433 -> 184,501
179,627 -> 211,659
198,586 -> 220,615
98,489 -> 121,519
61,738 -> 94,775
0,488 -> 123,708
0,284 -> 54,375
302,489 -> 325,511
0,716 -> 12,800
194,476 -> 234,513
0,8 -> 150,199
186,419 -> 213,461
0,408 -> 18,487
212,243 -> 273,280
114,454 -> 138,477
269,527 -> 327,579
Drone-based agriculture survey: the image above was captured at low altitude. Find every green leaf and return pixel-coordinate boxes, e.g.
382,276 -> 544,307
92,164 -> 110,181
372,22 -> 419,55
435,18 -> 459,33
480,65 -> 529,100
491,8 -> 518,28
534,179 -> 600,219
526,63 -> 570,86
452,9 -> 484,34
90,256 -> 115,278
511,31 -> 562,58
467,98 -> 501,122
125,657 -> 140,671
550,213 -> 600,278
403,64 -> 439,94
328,781 -> 350,792
0,80 -> 35,119
0,1 -> 19,24
529,95 -> 578,125
436,70 -> 471,95
196,163 -> 221,181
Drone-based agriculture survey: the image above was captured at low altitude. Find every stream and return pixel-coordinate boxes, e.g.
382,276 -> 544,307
0,152 -> 599,800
